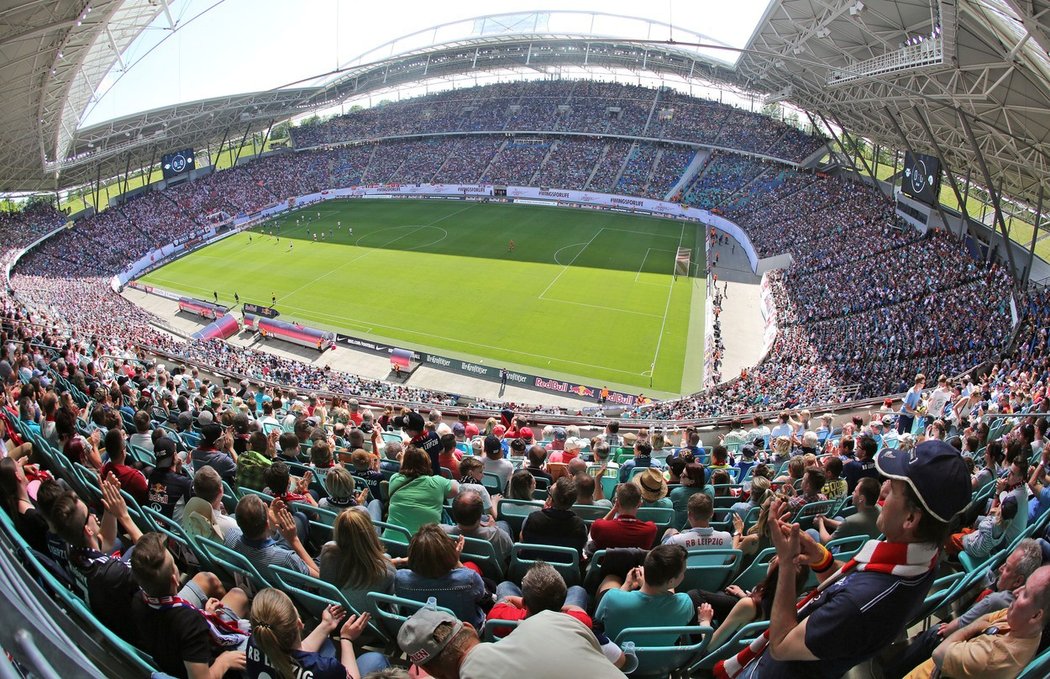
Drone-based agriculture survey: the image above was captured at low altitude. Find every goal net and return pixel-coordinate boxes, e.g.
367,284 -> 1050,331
674,247 -> 692,279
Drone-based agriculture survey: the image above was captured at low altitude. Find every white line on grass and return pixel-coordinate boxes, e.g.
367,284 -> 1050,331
538,227 -> 603,301
649,221 -> 685,379
537,297 -> 664,318
271,301 -> 648,377
635,248 -> 677,282
600,227 -> 682,239
278,204 -> 474,304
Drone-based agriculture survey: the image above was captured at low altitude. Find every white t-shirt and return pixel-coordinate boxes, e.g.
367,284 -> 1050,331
927,387 -> 952,418
460,610 -> 624,679
661,526 -> 733,549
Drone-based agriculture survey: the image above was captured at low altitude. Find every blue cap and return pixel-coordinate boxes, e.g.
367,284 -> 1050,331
875,439 -> 970,523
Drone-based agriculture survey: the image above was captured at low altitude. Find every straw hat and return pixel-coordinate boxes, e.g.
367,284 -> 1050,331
636,468 -> 668,503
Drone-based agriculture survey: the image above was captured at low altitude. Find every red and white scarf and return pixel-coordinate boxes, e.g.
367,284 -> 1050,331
143,594 -> 248,651
715,540 -> 939,679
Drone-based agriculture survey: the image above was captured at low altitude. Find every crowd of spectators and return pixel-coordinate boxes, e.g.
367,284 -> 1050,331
290,80 -> 826,164
0,78 -> 1042,425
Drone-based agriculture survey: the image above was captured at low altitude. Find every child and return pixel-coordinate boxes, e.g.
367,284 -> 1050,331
349,449 -> 384,503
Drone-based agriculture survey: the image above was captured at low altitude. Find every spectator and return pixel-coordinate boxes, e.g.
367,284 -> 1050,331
247,587 -> 387,679
594,544 -> 698,645
506,469 -> 536,501
397,607 -> 624,678
145,438 -> 193,521
520,477 -> 588,555
100,429 -> 148,505
224,494 -> 318,582
901,565 -> 1050,679
812,476 -> 882,544
192,424 -> 237,485
440,489 -> 513,566
636,467 -> 671,509
886,538 -> 1044,677
130,532 -> 248,679
394,524 -> 488,630
720,440 -> 971,677
482,435 -> 514,492
662,492 -> 733,549
586,481 -> 657,555
319,509 -> 395,623
386,446 -> 458,541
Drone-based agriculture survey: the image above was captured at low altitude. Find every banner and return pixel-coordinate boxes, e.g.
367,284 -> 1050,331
242,303 -> 279,319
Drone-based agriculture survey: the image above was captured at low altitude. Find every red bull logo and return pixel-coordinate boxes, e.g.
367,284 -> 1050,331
570,385 -> 596,397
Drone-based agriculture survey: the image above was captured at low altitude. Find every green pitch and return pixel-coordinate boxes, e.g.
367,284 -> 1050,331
140,200 -> 706,394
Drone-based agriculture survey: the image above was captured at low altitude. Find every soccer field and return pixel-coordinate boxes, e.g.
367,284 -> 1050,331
140,200 -> 706,394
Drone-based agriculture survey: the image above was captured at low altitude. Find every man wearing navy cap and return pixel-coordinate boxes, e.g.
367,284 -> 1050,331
395,411 -> 442,476
721,440 -> 972,679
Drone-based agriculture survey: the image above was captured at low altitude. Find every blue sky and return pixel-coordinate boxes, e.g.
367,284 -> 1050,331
81,0 -> 772,127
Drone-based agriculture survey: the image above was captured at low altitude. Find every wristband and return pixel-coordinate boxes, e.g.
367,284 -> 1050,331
813,545 -> 835,573
339,637 -> 355,643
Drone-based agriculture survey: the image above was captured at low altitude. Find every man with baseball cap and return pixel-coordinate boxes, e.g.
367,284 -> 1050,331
720,439 -> 972,678
145,437 -> 193,521
395,410 -> 442,476
397,607 -> 624,678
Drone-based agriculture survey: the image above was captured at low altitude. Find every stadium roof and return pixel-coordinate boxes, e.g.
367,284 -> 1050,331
3,2 -> 1050,218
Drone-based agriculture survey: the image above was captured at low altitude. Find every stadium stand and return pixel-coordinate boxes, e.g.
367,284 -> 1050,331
1,74 -> 1050,678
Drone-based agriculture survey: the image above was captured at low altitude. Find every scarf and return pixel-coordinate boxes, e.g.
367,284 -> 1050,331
715,540 -> 939,679
143,594 -> 248,651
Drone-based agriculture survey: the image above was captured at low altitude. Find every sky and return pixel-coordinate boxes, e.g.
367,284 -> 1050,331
80,0 -> 773,127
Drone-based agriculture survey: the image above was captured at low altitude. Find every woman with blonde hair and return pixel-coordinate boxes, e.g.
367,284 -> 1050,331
483,417 -> 498,436
246,588 -> 388,679
319,509 -> 396,620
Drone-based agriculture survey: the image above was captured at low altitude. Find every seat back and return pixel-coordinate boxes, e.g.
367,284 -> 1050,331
613,625 -> 712,678
730,547 -> 777,591
509,543 -> 580,586
691,621 -> 770,672
367,592 -> 456,638
682,549 -> 742,592
460,536 -> 505,581
142,507 -> 215,572
268,565 -> 389,643
790,500 -> 838,532
374,520 -> 413,557
496,498 -> 544,537
635,506 -> 675,545
197,537 -> 273,596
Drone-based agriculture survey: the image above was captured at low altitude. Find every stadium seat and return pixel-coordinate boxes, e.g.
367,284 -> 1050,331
459,536 -> 505,581
268,565 -> 390,644
509,543 -> 580,586
681,548 -> 742,591
635,506 -> 675,545
612,625 -> 712,678
496,498 -> 544,536
367,592 -> 456,639
730,547 -> 777,591
691,621 -> 770,673
196,536 -> 274,596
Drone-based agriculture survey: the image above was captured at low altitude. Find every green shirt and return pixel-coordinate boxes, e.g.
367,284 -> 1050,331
237,449 -> 273,491
385,474 -> 453,541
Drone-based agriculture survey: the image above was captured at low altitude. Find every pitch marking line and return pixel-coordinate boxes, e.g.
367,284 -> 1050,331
635,248 -> 677,282
277,204 -> 474,304
538,227 -> 604,301
269,301 -> 649,377
552,242 -> 589,266
649,221 -> 686,379
537,297 -> 664,319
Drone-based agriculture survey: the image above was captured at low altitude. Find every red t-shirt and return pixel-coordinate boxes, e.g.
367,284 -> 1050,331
590,515 -> 657,550
486,604 -> 592,638
438,451 -> 462,478
100,461 -> 148,505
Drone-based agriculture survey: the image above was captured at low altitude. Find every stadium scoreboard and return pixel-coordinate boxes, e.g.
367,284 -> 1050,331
901,151 -> 941,205
161,148 -> 195,179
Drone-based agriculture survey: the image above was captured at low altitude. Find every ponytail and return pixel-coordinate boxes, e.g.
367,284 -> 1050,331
249,589 -> 300,679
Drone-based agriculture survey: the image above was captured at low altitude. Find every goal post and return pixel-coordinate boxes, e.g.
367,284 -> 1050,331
674,247 -> 691,279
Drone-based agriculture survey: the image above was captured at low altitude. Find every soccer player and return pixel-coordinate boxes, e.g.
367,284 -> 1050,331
508,239 -> 516,253
213,291 -> 218,303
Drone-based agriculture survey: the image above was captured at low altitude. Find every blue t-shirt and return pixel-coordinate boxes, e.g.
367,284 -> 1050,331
744,567 -> 935,678
245,637 -> 345,679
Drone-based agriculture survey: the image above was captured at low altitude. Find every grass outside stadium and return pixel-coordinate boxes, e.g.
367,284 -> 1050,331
139,199 -> 707,395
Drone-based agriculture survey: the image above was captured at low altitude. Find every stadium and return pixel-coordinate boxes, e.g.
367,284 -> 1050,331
0,0 -> 1049,676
